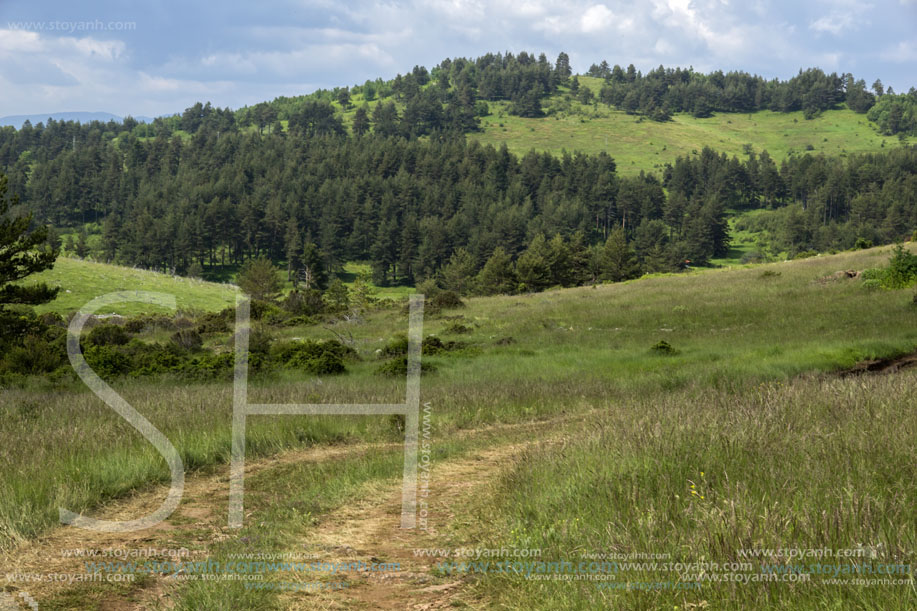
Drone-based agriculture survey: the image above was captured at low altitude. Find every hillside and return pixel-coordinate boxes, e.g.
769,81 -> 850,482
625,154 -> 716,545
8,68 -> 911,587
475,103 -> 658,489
475,99 -> 911,176
27,257 -> 238,316
293,76 -> 914,176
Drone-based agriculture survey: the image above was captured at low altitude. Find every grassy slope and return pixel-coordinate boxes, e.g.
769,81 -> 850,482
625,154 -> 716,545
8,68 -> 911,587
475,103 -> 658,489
472,77 -> 915,175
27,257 -> 238,316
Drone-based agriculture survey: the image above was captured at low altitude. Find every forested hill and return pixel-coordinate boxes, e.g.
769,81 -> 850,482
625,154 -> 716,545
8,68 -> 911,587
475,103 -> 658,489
0,52 -> 916,292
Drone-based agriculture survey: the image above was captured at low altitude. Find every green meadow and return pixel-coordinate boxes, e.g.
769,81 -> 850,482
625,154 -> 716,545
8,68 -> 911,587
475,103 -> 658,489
26,257 -> 238,316
474,101 -> 913,176
1,244 -> 916,608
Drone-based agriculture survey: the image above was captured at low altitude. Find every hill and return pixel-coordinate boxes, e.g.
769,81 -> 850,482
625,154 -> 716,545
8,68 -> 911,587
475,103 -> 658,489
474,96 -> 911,176
26,257 -> 238,316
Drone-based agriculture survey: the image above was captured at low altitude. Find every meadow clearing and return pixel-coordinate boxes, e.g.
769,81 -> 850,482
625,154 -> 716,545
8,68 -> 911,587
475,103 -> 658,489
0,244 -> 915,609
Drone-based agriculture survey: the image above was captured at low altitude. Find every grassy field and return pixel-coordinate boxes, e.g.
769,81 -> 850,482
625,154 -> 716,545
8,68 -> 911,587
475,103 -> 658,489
2,244 -> 915,608
26,257 -> 239,316
473,77 -> 915,175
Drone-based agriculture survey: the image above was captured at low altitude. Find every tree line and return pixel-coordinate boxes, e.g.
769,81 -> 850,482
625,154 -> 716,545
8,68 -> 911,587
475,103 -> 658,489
585,63 -> 885,120
2,111 -> 916,294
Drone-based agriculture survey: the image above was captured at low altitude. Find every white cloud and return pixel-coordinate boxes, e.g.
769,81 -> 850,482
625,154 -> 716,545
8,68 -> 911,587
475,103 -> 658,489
809,0 -> 872,35
880,40 -> 917,62
580,4 -> 615,33
810,13 -> 855,34
0,29 -> 43,53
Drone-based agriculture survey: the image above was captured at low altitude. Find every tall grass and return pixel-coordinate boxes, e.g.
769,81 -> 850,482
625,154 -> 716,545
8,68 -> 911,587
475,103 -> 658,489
1,245 -> 915,566
468,371 -> 917,609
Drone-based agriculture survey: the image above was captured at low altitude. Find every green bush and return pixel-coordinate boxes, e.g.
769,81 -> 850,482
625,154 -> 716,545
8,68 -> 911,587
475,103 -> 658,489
380,335 -> 409,357
195,310 -> 230,334
422,336 -> 446,355
443,322 -> 473,334
280,315 -> 315,327
430,290 -> 465,310
86,324 -> 130,347
269,339 -> 351,375
282,289 -> 325,316
854,237 -> 874,250
171,329 -> 203,351
123,313 -> 175,333
651,340 -> 677,355
249,300 -> 285,322
375,357 -> 436,377
83,345 -> 132,377
2,335 -> 65,374
247,329 -> 273,355
884,244 -> 917,288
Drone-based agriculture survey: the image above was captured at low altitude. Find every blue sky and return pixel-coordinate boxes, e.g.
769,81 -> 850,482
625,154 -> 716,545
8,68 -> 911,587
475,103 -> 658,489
0,0 -> 915,117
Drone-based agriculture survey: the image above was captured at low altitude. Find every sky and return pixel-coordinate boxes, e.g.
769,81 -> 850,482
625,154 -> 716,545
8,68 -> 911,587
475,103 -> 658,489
0,0 -> 915,118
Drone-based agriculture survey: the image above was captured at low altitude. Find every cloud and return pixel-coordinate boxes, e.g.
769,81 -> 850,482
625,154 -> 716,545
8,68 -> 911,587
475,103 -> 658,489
580,4 -> 615,33
809,0 -> 872,35
0,0 -> 914,117
880,40 -> 917,62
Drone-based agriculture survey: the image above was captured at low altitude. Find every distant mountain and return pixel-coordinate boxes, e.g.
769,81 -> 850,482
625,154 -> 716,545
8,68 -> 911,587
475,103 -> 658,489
0,112 -> 153,128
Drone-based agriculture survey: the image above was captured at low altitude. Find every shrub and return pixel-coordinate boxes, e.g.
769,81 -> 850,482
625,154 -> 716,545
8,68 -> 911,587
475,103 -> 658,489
124,318 -> 146,333
380,335 -> 409,357
422,336 -> 445,355
249,300 -> 285,322
269,339 -> 351,375
171,329 -> 203,351
247,329 -> 273,356
85,324 -> 130,347
37,312 -> 65,327
443,322 -> 472,334
430,290 -> 465,310
3,334 -> 64,374
283,289 -> 324,316
83,345 -> 132,377
884,244 -> 917,288
280,315 -> 315,327
651,340 -> 677,355
123,313 -> 175,333
183,352 -> 236,379
854,237 -> 873,250
375,357 -> 436,376
195,311 -> 230,334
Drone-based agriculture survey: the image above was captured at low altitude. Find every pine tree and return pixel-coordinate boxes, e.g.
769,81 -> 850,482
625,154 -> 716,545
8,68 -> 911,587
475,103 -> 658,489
439,248 -> 477,294
352,104 -> 371,136
237,257 -> 281,301
0,172 -> 60,341
301,240 -> 328,290
475,247 -> 516,295
516,234 -> 552,291
601,228 -> 642,282
284,217 -> 301,284
75,229 -> 90,258
323,277 -> 350,312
